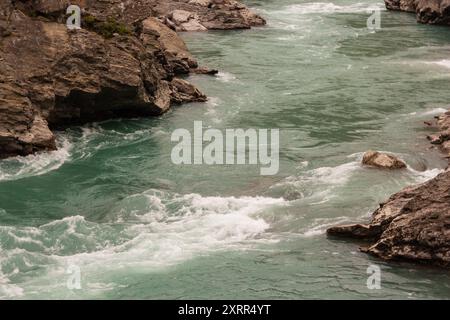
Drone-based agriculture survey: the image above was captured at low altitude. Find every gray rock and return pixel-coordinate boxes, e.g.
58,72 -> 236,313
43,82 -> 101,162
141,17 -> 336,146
362,150 -> 407,169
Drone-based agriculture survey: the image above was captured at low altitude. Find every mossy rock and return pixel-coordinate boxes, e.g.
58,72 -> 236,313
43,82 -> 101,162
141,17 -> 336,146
82,15 -> 131,38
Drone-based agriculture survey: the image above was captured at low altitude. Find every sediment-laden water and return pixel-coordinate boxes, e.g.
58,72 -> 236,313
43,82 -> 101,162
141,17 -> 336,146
1,0 -> 450,299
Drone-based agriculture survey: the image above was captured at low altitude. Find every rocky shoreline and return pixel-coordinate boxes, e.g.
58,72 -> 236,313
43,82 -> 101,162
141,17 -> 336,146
386,0 -> 450,25
327,2 -> 450,269
0,0 -> 265,158
328,115 -> 450,268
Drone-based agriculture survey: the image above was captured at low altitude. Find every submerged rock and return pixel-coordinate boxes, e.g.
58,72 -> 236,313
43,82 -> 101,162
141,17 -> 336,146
362,151 -> 407,169
0,0 -> 265,159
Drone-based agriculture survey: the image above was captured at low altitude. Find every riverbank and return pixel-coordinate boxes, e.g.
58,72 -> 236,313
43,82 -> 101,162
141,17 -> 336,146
0,0 -> 265,159
326,1 -> 450,268
1,0 -> 450,299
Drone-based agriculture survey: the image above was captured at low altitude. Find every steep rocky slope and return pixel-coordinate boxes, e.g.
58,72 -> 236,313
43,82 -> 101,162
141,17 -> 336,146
0,0 -> 265,158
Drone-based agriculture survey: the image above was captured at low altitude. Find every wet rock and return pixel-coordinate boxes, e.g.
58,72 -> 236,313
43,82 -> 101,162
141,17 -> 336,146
170,78 -> 207,104
327,169 -> 450,268
428,110 -> 450,157
385,0 -> 417,12
328,109 -> 450,268
191,67 -> 219,75
362,150 -> 407,169
327,224 -> 382,239
385,0 -> 450,25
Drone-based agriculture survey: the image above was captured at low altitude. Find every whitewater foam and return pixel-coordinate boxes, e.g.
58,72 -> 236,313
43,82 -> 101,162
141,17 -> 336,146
216,72 -> 238,83
425,59 -> 450,69
0,190 -> 287,297
0,135 -> 71,182
408,107 -> 448,117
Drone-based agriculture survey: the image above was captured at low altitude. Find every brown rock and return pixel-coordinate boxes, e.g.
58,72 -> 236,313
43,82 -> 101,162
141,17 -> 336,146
191,67 -> 219,75
385,0 -> 450,25
170,78 -> 207,104
362,150 -> 407,169
328,109 -> 450,268
327,169 -> 450,268
327,223 -> 382,238
384,0 -> 417,12
0,0 -> 264,158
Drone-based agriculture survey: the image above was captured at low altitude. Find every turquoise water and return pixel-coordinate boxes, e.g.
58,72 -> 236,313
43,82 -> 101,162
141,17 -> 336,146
1,0 -> 450,299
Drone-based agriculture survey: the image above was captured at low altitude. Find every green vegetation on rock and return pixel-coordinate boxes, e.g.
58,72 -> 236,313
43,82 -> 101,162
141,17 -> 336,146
83,15 -> 131,38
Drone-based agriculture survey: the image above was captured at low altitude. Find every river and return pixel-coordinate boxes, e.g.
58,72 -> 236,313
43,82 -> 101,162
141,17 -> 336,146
1,0 -> 450,299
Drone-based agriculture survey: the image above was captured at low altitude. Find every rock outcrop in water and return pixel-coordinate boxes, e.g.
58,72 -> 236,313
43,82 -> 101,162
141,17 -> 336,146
362,150 -> 407,169
0,0 -> 265,158
428,110 -> 450,158
328,110 -> 450,268
385,0 -> 450,25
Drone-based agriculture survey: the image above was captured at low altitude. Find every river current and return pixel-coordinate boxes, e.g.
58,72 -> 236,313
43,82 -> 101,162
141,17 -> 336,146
1,0 -> 450,299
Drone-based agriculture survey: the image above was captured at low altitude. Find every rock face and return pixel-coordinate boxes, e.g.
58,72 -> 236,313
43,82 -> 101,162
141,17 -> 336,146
427,110 -> 450,157
385,0 -> 450,25
362,150 -> 407,169
0,0 -> 265,158
328,169 -> 450,268
328,111 -> 450,268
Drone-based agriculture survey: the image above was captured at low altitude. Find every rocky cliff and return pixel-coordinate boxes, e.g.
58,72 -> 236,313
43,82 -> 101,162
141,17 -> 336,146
385,0 -> 450,25
0,0 -> 265,158
327,111 -> 450,268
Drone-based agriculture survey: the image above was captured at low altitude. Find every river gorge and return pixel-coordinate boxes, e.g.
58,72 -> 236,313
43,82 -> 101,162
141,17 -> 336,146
0,0 -> 449,299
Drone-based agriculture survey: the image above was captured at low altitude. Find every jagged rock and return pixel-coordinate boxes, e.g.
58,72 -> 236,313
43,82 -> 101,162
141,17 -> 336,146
362,150 -> 407,169
385,0 -> 417,12
141,17 -> 198,74
191,67 -> 219,75
0,0 -> 264,158
170,9 -> 194,24
428,110 -> 450,156
19,0 -> 266,31
170,78 -> 207,104
327,224 -> 382,238
385,0 -> 450,25
327,169 -> 450,268
329,109 -> 450,268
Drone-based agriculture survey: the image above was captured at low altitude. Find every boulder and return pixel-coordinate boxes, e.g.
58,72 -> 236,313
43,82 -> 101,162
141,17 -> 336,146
362,151 -> 407,169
